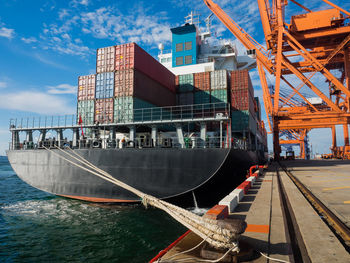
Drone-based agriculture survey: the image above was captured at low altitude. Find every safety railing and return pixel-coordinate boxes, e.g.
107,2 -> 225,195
9,103 -> 230,131
9,136 -> 250,151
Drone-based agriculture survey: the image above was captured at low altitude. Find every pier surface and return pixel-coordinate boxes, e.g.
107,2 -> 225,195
152,160 -> 350,262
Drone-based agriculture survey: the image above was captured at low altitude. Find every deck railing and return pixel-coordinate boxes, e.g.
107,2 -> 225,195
9,136 -> 250,151
9,102 -> 230,131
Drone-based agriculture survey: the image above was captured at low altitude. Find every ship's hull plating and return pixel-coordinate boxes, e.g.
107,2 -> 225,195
7,148 -> 263,205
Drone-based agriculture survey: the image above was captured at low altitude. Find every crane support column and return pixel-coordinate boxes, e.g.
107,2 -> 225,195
343,124 -> 349,146
273,117 -> 280,160
332,126 -> 337,153
345,47 -> 350,111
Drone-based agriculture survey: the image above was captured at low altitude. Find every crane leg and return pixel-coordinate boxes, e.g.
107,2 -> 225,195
273,116 -> 280,160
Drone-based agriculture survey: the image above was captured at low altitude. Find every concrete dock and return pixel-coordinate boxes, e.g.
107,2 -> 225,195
151,160 -> 350,262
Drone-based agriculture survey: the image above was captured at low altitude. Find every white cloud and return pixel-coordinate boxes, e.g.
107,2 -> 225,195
58,9 -> 70,20
79,6 -> 172,46
72,0 -> 89,6
0,26 -> 15,39
21,37 -> 37,44
0,91 -> 75,115
33,53 -> 68,70
41,27 -> 91,56
0,81 -> 7,88
47,84 -> 76,94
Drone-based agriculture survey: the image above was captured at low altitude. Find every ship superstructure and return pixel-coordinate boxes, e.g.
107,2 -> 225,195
158,11 -> 256,75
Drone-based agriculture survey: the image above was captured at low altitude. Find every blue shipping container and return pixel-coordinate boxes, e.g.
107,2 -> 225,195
96,72 -> 114,99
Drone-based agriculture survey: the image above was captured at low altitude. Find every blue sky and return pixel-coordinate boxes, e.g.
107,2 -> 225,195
0,0 -> 349,156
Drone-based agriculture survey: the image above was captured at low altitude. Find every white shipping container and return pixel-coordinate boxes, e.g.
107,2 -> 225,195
97,46 -> 115,73
210,70 -> 228,90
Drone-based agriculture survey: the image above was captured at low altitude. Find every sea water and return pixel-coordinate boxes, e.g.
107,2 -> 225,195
0,156 -> 188,262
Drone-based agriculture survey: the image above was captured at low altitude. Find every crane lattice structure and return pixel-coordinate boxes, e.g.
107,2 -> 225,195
204,0 -> 350,160
280,129 -> 309,159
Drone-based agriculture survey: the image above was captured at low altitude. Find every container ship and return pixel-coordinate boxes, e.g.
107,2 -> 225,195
7,13 -> 267,206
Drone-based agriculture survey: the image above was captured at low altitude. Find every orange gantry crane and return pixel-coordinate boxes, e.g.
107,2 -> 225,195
279,129 -> 308,159
204,0 -> 350,160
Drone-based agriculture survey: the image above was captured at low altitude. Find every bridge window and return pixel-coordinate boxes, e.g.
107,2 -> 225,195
185,55 -> 192,65
176,56 -> 183,66
185,41 -> 192,51
176,43 -> 183,52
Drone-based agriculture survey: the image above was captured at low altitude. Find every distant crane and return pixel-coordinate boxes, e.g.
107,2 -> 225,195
204,0 -> 350,160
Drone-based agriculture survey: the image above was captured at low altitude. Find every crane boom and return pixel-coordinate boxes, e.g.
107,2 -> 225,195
203,0 -> 273,73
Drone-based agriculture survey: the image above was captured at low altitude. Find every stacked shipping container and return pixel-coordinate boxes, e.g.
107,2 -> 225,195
95,98 -> 114,124
77,42 -> 176,124
210,70 -> 228,104
77,75 -> 96,126
114,43 -> 175,92
176,74 -> 194,105
78,75 -> 96,101
77,100 -> 94,125
176,70 -> 230,106
77,42 -> 261,135
230,70 -> 257,133
193,72 -> 211,107
230,70 -> 254,113
114,97 -> 155,123
96,46 -> 115,73
96,72 -> 114,99
114,69 -> 175,106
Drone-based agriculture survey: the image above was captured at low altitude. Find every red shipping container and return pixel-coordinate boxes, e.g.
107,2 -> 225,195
95,98 -> 114,124
114,69 -> 175,107
96,46 -> 115,73
78,75 -> 96,101
230,70 -> 254,97
231,88 -> 255,114
115,43 -> 175,93
193,72 -> 210,91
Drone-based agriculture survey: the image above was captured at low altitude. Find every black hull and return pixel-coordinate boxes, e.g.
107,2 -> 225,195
7,148 -> 265,206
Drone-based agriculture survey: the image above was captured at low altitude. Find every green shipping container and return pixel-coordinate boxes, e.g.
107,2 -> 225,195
178,74 -> 194,93
211,89 -> 228,104
231,110 -> 257,134
77,100 -> 95,125
194,90 -> 211,104
114,97 -> 155,123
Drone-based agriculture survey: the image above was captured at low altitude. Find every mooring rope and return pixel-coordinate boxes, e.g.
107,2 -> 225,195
43,146 -> 244,251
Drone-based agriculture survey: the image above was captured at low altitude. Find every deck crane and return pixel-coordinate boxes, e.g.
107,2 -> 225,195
203,0 -> 350,160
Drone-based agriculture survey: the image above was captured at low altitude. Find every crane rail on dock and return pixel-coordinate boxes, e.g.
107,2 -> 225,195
279,163 -> 350,250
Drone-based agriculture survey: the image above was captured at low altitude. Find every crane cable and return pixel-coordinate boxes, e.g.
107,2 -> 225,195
42,145 -> 245,252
